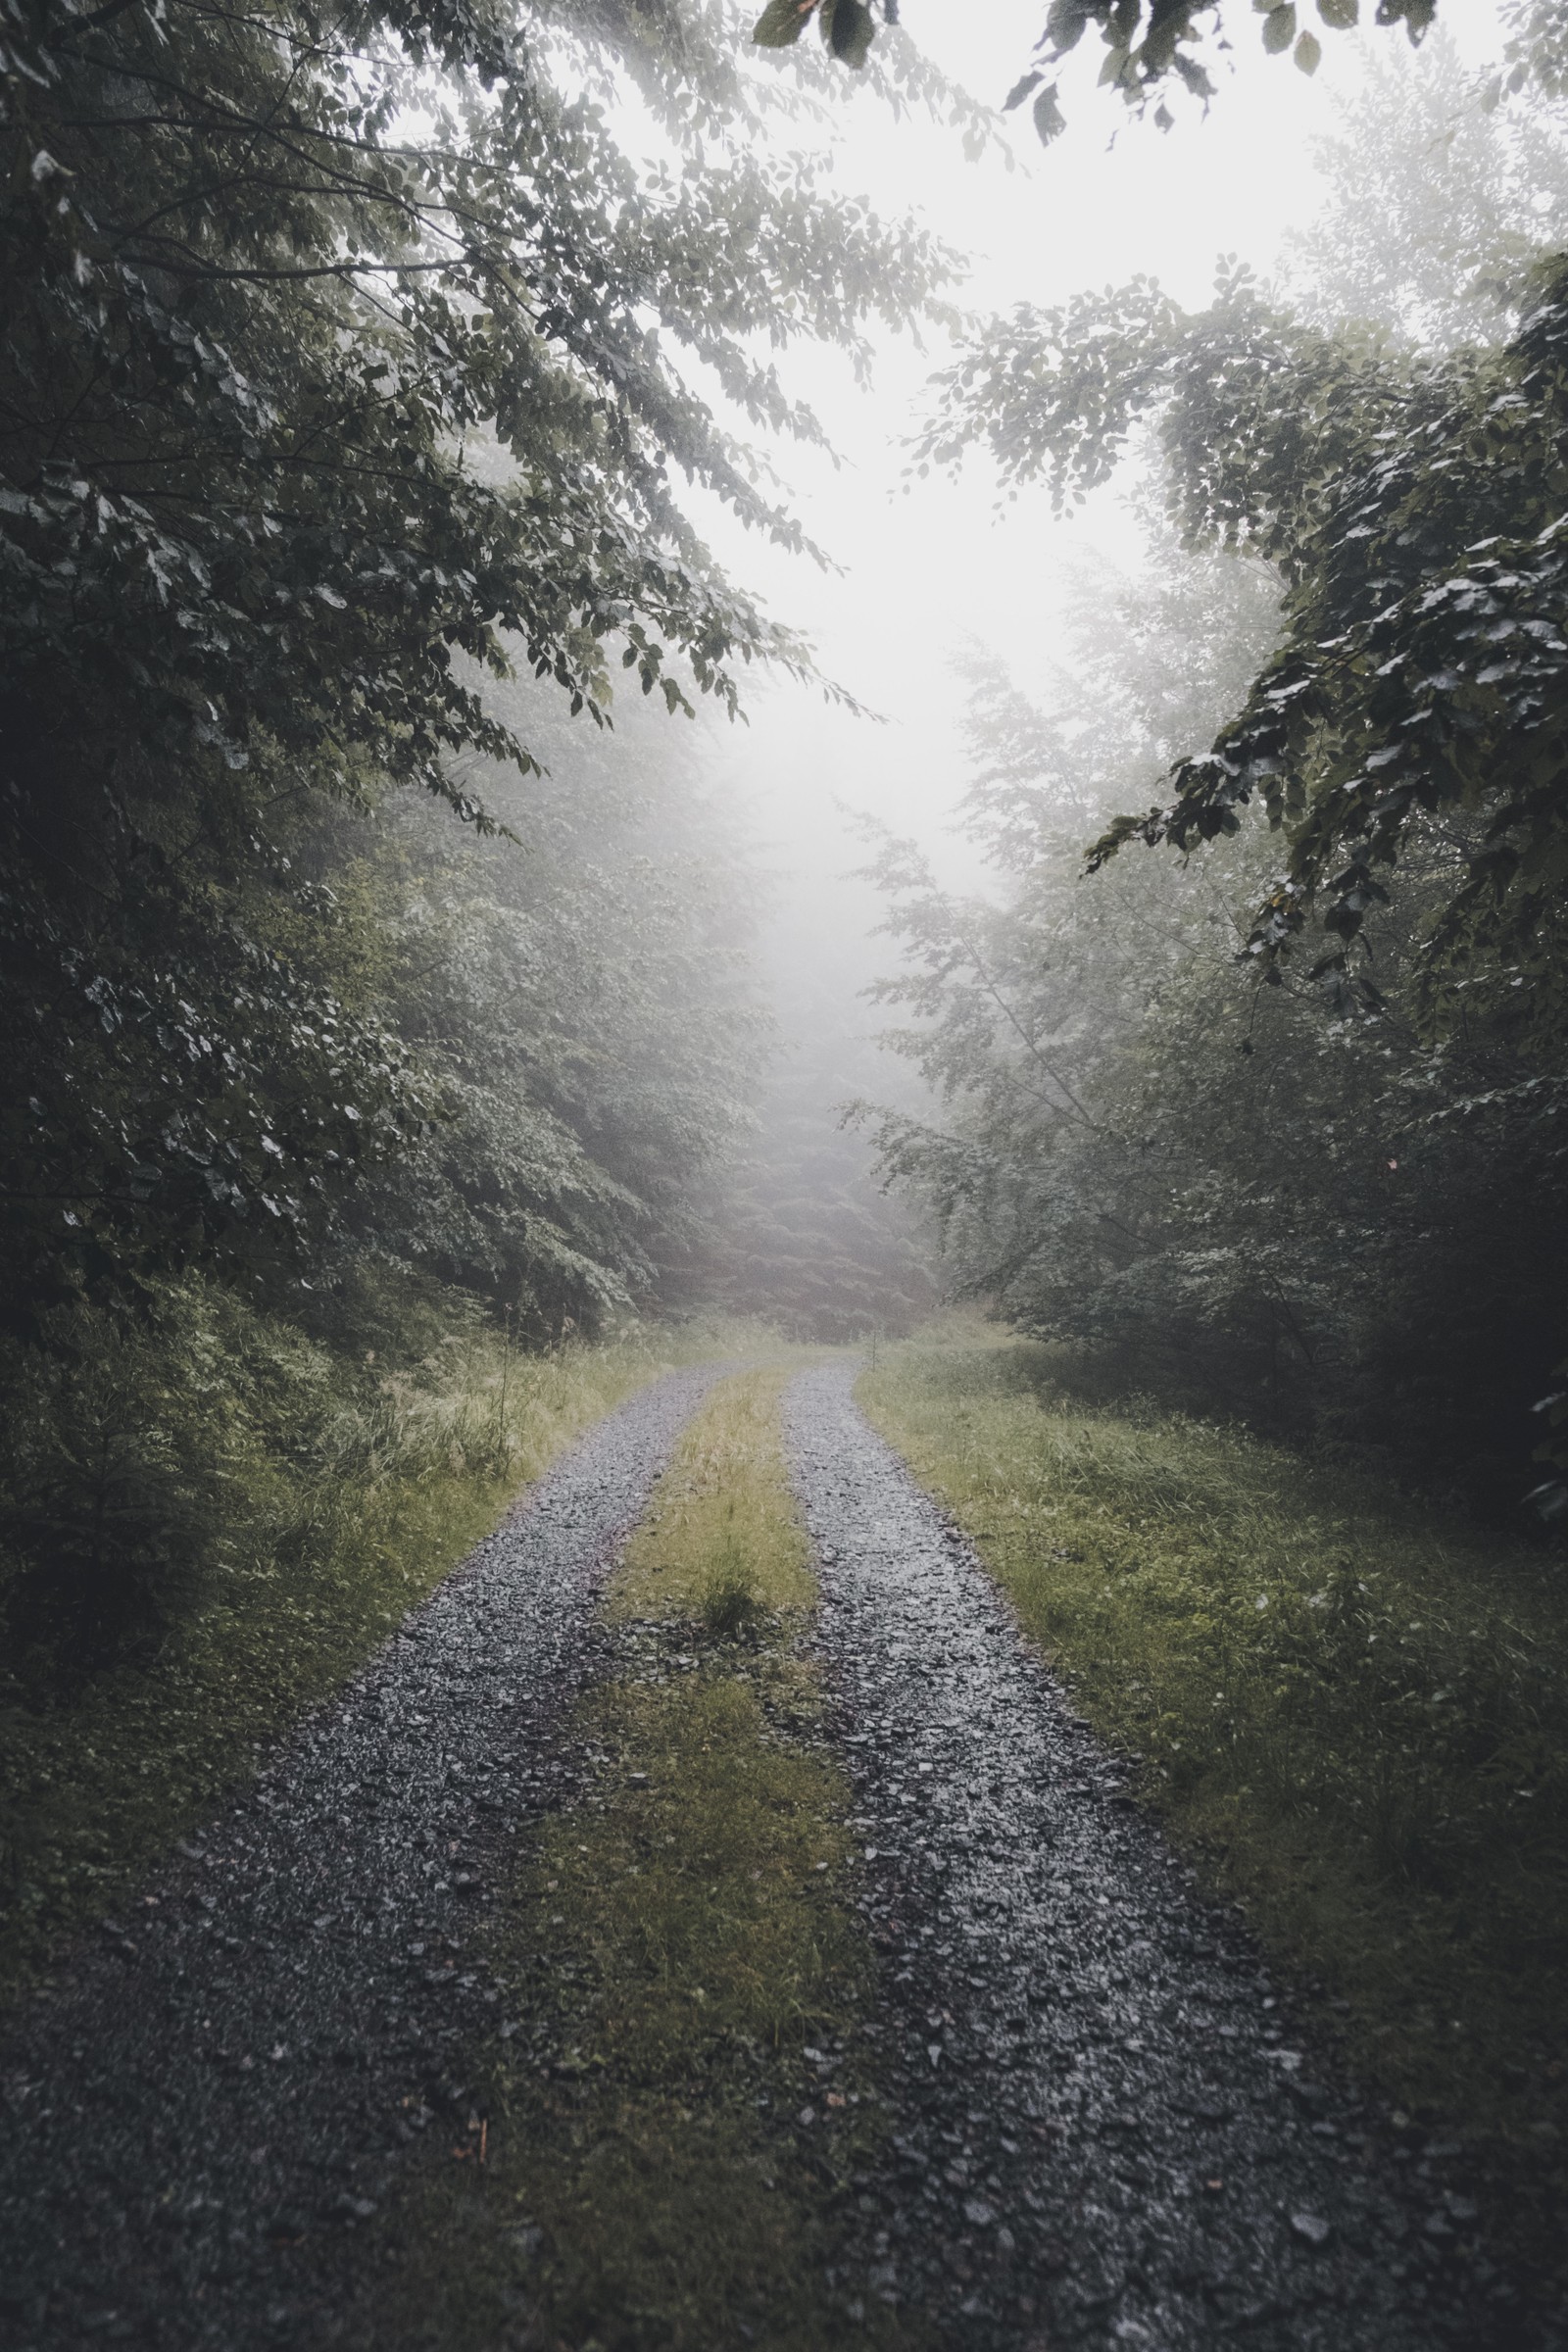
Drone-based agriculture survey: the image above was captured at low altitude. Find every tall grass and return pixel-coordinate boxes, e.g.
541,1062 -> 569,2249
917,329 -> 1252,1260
0,1281 -> 749,2002
861,1322 -> 1568,2282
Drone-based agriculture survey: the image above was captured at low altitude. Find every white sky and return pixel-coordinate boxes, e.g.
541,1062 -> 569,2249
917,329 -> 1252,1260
659,1 -> 1513,1023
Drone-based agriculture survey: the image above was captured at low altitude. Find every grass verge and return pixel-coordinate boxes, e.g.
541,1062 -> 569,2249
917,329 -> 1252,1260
370,1364 -> 908,2352
859,1319 -> 1568,2288
0,1312 -> 750,2006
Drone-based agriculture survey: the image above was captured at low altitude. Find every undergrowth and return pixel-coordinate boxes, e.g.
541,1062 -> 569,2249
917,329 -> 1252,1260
369,1365 -> 907,2352
859,1320 -> 1568,2289
0,1276 -> 753,2003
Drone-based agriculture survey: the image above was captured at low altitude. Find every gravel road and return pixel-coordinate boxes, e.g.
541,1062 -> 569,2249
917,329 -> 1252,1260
783,1362 -> 1532,2352
0,1364 -> 723,2352
2,1355 -> 1547,2352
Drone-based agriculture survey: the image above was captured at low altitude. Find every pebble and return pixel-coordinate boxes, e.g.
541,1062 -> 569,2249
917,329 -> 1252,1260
783,1361 -> 1511,2352
0,1366 -> 727,2350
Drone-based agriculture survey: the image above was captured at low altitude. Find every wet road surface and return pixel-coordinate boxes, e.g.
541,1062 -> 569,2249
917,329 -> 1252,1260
784,1361 -> 1523,2352
0,1364 -> 723,2351
1,1356 -> 1545,2352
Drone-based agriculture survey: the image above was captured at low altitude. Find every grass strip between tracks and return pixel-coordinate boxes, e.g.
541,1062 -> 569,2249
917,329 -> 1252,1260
858,1321 -> 1568,2292
374,1363 -> 909,2352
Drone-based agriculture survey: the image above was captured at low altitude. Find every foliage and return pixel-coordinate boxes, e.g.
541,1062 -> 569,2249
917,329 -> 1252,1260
1283,25 -> 1568,352
861,1330 -> 1568,2293
0,663 -> 767,1660
687,912 -> 938,1342
0,0 -> 960,1669
856,549 -> 1568,1502
0,0 -> 954,1322
992,0 -> 1436,144
0,1292 -> 296,1675
891,55 -> 1568,1494
1496,0 -> 1568,107
702,1087 -> 935,1344
918,240 -> 1568,1054
752,0 -> 1437,142
311,680 -> 767,1339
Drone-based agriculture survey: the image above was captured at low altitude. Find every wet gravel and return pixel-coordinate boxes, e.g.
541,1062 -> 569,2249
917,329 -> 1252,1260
0,1364 -> 723,2352
4,1353 -> 1555,2352
784,1362 -> 1540,2352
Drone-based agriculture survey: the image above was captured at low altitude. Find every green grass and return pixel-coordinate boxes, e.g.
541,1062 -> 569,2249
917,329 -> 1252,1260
859,1317 -> 1568,2283
366,1364 -> 912,2352
0,1313 -> 753,2005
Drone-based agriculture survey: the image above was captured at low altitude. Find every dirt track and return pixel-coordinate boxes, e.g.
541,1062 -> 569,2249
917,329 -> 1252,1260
0,1357 -> 1539,2352
785,1360 -> 1517,2352
0,1365 -> 722,2351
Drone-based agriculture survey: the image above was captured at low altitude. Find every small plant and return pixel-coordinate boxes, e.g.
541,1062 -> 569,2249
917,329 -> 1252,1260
702,1542 -> 763,1637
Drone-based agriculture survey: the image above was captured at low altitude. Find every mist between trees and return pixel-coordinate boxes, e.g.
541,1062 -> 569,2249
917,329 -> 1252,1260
0,0 -> 952,1698
2,0 -> 1567,1703
854,15 -> 1568,1524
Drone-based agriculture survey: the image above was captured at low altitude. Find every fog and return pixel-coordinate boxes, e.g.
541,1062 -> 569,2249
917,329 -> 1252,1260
699,0 -> 1506,880
666,0 -> 1520,1291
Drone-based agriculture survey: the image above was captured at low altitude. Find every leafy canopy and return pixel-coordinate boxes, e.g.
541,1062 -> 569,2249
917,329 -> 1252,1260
915,254 -> 1568,1048
751,0 -> 1438,141
0,0 -> 953,1319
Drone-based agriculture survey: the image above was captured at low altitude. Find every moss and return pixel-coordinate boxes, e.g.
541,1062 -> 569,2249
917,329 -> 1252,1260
366,1366 -> 916,2352
859,1321 -> 1568,2287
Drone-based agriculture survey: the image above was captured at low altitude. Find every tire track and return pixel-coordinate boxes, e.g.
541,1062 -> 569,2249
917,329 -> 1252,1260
0,1362 -> 725,2352
784,1360 -> 1520,2352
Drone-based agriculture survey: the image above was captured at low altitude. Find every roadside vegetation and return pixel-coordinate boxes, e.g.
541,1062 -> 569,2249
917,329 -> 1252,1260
859,34 -> 1568,1521
372,1365 -> 903,2352
0,0 -> 954,1936
4,0 -> 1568,2329
0,1305 -> 751,2003
860,1321 -> 1568,2283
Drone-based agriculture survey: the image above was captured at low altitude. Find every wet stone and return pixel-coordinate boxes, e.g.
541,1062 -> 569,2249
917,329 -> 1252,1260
0,1366 -> 727,2351
782,1361 -> 1506,2352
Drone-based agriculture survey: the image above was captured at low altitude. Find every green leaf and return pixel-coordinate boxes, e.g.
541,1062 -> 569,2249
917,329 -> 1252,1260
819,0 -> 874,67
752,0 -> 815,49
1033,82 -> 1067,144
1044,0 -> 1093,52
1262,4 -> 1297,52
1317,0 -> 1358,25
1294,27 -> 1322,71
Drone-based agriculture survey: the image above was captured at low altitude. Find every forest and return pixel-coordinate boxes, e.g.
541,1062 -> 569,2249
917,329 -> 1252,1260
1,0 -> 1566,2345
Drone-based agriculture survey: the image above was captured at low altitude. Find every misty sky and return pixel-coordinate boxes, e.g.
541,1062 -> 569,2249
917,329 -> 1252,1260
671,0 -> 1510,930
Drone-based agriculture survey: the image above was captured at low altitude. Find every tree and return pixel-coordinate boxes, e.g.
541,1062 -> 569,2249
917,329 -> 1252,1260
858,554 -> 1568,1507
877,8 -> 1568,1502
685,914 -> 938,1342
326,676 -> 767,1339
1282,25 -> 1568,352
914,244 -> 1568,1054
0,0 -> 953,1324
